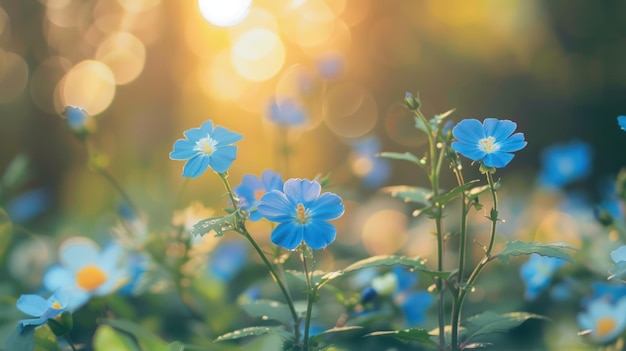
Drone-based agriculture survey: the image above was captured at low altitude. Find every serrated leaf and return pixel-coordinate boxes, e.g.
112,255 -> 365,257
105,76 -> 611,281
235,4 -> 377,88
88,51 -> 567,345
462,311 -> 547,344
380,186 -> 432,206
340,255 -> 449,279
93,325 -> 140,351
309,326 -> 362,344
98,319 -> 170,351
377,152 -> 423,165
191,213 -> 237,237
214,327 -> 294,342
240,300 -> 293,327
495,241 -> 576,264
365,328 -> 438,347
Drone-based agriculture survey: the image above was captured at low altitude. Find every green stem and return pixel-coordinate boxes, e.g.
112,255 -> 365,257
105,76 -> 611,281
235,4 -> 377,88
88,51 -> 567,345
301,248 -> 315,350
64,334 -> 78,351
453,171 -> 499,350
450,165 -> 468,350
217,173 -> 300,339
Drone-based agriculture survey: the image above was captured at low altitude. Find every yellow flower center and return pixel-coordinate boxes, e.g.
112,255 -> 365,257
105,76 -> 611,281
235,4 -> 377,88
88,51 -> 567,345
596,316 -> 617,338
296,203 -> 308,224
76,264 -> 108,291
478,136 -> 500,153
51,301 -> 62,309
194,136 -> 218,156
254,189 -> 265,200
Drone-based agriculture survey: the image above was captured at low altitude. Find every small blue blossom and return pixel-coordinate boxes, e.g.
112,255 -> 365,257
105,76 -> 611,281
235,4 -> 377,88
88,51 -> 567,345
609,245 -> 626,280
520,254 -> 566,300
451,118 -> 527,168
316,52 -> 345,80
538,140 -> 592,190
578,296 -> 626,344
350,137 -> 390,189
208,240 -> 248,282
257,178 -> 344,250
169,120 -> 243,177
62,106 -> 91,133
266,98 -> 308,127
43,237 -> 128,311
581,282 -> 626,308
234,170 -> 284,221
5,188 -> 52,223
16,288 -> 70,332
618,116 -> 626,131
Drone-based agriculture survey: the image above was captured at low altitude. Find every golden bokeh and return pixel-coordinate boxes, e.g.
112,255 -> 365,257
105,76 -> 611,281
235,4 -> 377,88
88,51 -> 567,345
59,60 -> 116,115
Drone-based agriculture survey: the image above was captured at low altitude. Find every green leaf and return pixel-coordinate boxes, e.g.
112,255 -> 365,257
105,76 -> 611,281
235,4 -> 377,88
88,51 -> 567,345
167,342 -> 184,351
380,186 -> 432,206
365,328 -> 438,347
2,154 -> 32,191
33,325 -> 61,351
309,326 -> 362,344
214,327 -> 294,343
5,326 -> 35,351
240,300 -> 293,326
0,208 -> 13,258
377,152 -> 422,165
341,255 -> 450,279
98,319 -> 170,351
191,213 -> 238,237
495,241 -> 577,264
431,180 -> 479,206
462,311 -> 547,344
93,325 -> 141,351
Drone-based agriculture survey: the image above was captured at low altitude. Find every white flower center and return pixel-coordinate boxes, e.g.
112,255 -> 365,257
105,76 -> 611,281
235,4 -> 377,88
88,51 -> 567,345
194,136 -> 218,156
478,136 -> 500,153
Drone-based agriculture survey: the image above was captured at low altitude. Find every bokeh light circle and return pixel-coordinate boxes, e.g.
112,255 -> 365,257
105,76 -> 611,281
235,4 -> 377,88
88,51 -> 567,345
281,0 -> 336,48
322,82 -> 377,138
198,50 -> 250,101
60,60 -> 116,115
30,56 -> 71,113
198,0 -> 252,27
96,32 -> 146,85
362,209 -> 408,255
231,28 -> 285,82
0,50 -> 29,104
384,103 -> 425,148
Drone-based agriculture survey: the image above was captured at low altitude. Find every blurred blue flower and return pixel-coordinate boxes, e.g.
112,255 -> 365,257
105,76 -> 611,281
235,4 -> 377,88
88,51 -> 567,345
350,137 -> 390,189
257,178 -> 344,250
208,240 -> 248,282
43,237 -> 128,311
169,120 -> 243,177
609,245 -> 626,281
316,52 -> 345,80
578,296 -> 626,344
117,253 -> 150,296
234,170 -> 283,221
62,106 -> 91,133
581,282 -> 626,308
538,140 -> 592,190
267,98 -> 307,127
5,188 -> 52,223
360,266 -> 433,327
451,118 -> 527,168
618,116 -> 626,131
520,254 -> 566,300
16,288 -> 69,331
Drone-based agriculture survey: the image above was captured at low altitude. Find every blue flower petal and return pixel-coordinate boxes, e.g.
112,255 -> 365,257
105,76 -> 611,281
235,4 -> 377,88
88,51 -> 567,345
262,170 -> 284,191
169,139 -> 197,160
618,116 -> 626,131
183,126 -> 205,141
309,193 -> 344,220
484,118 -> 516,140
284,179 -> 320,204
16,295 -> 48,317
482,152 -> 514,168
59,237 -> 100,270
212,126 -> 243,145
182,156 -> 211,178
43,266 -> 75,292
198,120 -> 215,135
398,291 -> 434,326
208,145 -> 237,173
271,222 -> 304,250
452,119 -> 485,143
18,317 -> 47,331
258,191 -> 294,222
302,220 -> 336,249
497,133 -> 527,152
451,141 -> 487,161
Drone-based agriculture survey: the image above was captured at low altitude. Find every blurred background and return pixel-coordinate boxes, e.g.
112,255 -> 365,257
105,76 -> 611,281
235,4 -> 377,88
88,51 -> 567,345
1,0 -> 626,221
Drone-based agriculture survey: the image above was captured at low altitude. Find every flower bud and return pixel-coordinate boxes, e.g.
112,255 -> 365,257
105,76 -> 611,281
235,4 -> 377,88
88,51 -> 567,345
405,92 -> 421,111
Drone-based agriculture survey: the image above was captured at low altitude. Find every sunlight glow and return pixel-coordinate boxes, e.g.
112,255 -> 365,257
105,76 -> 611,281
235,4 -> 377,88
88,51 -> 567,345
198,0 -> 252,27
231,28 -> 285,82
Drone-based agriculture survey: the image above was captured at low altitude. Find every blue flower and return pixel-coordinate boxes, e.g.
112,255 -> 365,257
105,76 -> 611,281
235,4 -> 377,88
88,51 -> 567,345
360,266 -> 433,327
350,136 -> 390,189
234,170 -> 284,221
451,118 -> 527,168
581,282 -> 626,308
16,288 -> 70,331
316,52 -> 345,80
538,140 -> 592,189
578,296 -> 626,344
62,106 -> 91,132
5,188 -> 52,223
618,116 -> 626,131
519,254 -> 566,300
208,240 -> 249,282
169,120 -> 243,177
266,98 -> 307,127
43,237 -> 128,311
257,178 -> 344,250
